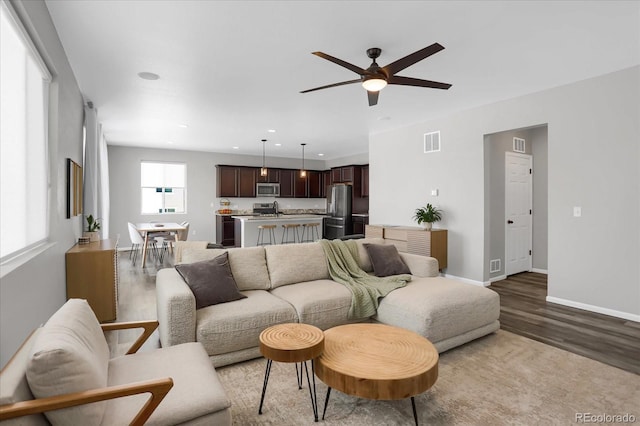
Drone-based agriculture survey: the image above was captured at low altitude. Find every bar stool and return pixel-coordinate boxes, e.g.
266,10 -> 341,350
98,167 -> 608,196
257,224 -> 277,246
281,224 -> 301,244
301,223 -> 321,243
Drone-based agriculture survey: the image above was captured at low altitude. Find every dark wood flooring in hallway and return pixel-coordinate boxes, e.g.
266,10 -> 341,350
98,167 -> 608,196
489,272 -> 640,375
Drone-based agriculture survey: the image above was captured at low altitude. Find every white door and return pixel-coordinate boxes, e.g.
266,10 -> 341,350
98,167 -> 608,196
505,152 -> 532,275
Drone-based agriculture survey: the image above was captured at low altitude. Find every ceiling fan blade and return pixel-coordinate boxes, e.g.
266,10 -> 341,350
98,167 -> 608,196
367,90 -> 379,106
300,79 -> 361,94
388,75 -> 452,90
312,52 -> 367,75
383,43 -> 445,76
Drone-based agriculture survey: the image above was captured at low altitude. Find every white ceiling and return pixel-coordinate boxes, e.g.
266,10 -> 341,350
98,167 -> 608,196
45,1 -> 639,160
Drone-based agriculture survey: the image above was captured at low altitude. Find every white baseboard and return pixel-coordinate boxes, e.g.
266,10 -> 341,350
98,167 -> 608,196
531,268 -> 548,274
546,296 -> 640,323
490,274 -> 507,283
443,273 -> 490,287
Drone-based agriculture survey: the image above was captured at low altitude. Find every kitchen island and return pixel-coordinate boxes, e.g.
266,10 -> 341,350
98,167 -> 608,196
232,215 -> 326,247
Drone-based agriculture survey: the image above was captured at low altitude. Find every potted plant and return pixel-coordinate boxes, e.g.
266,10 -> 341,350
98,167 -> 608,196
84,214 -> 101,242
413,203 -> 443,231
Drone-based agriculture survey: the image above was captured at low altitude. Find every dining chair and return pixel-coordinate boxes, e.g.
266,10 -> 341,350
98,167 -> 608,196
155,222 -> 189,261
128,222 -> 158,266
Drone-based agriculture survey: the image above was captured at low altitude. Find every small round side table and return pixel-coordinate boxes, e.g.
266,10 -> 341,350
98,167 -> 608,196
258,323 -> 324,422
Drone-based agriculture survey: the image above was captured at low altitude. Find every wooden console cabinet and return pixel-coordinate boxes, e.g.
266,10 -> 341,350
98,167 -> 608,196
65,239 -> 118,322
365,225 -> 448,270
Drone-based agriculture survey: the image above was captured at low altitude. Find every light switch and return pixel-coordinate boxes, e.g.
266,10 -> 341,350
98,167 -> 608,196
431,189 -> 439,196
573,206 -> 581,217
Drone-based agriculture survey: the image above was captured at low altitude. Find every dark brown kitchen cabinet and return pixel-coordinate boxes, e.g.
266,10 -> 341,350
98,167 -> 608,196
308,171 -> 323,198
322,171 -> 332,197
331,166 -> 357,183
279,169 -> 295,198
352,215 -> 369,235
217,166 -> 239,197
256,168 -> 280,183
361,166 -> 369,197
294,171 -> 308,198
237,167 -> 256,197
216,165 -> 256,197
331,168 -> 342,183
216,215 -> 235,247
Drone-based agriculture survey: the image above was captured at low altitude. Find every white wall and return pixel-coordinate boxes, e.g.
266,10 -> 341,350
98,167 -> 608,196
0,0 -> 84,367
108,146 -> 327,246
370,66 -> 639,319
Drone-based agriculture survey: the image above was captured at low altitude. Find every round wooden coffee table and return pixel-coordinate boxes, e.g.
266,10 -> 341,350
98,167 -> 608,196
315,323 -> 438,425
258,323 -> 324,422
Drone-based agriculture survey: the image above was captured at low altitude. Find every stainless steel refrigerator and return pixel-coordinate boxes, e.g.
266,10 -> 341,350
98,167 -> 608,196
324,184 -> 352,239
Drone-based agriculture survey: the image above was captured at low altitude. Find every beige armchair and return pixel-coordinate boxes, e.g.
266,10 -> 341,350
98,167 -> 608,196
0,299 -> 231,425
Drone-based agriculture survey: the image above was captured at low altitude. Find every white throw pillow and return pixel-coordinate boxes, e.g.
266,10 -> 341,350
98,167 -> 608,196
26,299 -> 110,425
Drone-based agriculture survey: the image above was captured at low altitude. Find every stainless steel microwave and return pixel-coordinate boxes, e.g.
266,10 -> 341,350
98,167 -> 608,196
256,183 -> 280,197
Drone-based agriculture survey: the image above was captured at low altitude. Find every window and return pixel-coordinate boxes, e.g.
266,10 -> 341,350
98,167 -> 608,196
0,0 -> 51,262
141,162 -> 186,214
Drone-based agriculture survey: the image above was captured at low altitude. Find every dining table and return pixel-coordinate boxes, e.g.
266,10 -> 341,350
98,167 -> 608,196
135,222 -> 187,268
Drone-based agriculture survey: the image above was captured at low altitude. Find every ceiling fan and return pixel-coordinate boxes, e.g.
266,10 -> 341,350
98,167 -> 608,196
300,43 -> 452,106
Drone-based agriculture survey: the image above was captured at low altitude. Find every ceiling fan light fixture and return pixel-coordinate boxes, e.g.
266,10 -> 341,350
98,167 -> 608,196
362,76 -> 387,92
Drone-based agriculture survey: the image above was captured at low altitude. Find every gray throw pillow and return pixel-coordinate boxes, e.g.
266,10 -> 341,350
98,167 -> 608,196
175,252 -> 246,309
363,243 -> 411,277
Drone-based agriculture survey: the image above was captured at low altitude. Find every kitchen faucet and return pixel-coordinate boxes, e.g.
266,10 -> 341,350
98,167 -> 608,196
273,200 -> 279,215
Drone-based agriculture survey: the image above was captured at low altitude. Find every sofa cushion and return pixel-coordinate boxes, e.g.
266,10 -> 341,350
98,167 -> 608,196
181,246 -> 271,291
364,243 -> 411,277
270,279 -> 361,330
175,252 -> 247,309
26,299 -> 110,426
264,242 -> 329,288
375,277 -> 500,343
353,237 -> 385,272
103,342 -> 231,426
195,290 -> 298,355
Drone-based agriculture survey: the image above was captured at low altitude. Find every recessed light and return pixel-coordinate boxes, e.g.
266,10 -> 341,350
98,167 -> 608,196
232,146 -> 240,150
268,129 -> 276,133
178,124 -> 188,128
274,143 -> 282,147
318,153 -> 324,156
138,71 -> 160,80
167,141 -> 174,144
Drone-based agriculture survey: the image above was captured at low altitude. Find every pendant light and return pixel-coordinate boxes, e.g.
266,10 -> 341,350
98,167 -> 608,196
300,143 -> 307,178
260,139 -> 268,177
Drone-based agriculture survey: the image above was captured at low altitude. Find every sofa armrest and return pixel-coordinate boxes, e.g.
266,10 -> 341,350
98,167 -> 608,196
156,268 -> 196,347
399,252 -> 440,277
0,377 -> 173,426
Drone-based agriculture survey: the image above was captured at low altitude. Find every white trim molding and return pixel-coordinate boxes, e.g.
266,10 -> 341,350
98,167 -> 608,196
444,273 -> 490,287
546,296 -> 640,323
490,274 -> 507,283
531,268 -> 548,274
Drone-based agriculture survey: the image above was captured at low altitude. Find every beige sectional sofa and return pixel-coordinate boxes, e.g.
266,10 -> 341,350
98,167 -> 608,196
156,238 -> 500,367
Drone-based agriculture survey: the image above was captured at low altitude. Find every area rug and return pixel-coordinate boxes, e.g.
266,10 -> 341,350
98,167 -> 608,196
216,330 -> 639,425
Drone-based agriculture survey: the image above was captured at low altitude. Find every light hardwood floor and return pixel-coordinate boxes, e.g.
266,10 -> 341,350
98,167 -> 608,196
113,251 -> 640,375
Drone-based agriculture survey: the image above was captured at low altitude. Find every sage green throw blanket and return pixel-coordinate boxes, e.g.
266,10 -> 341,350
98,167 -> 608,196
320,239 -> 411,320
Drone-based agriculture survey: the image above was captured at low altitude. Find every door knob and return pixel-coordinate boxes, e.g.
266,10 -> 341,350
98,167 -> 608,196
507,220 -> 514,224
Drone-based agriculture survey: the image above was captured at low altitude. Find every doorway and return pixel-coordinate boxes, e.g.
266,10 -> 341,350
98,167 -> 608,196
483,125 -> 548,285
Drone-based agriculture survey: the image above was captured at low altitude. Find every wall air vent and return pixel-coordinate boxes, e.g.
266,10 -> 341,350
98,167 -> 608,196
424,131 -> 441,153
513,137 -> 526,153
490,259 -> 501,273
